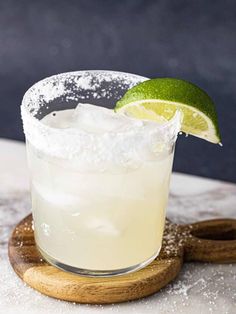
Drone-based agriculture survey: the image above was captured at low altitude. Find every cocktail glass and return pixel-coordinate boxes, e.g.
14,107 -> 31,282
21,71 -> 180,277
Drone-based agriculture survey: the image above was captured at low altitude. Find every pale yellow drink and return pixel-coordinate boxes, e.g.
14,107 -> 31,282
22,71 -> 180,276
27,107 -> 174,271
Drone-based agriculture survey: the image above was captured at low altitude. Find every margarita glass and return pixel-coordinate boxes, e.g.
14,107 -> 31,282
21,71 -> 180,276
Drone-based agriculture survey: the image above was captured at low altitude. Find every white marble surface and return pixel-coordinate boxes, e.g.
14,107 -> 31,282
0,138 -> 235,314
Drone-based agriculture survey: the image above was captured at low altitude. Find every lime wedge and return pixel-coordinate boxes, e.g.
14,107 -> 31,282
115,78 -> 221,143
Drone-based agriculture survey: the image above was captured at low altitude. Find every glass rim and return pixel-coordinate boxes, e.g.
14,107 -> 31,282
21,70 -> 181,161
22,70 -> 148,124
21,70 -> 181,135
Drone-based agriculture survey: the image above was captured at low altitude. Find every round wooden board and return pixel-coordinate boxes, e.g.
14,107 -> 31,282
9,214 -> 236,303
8,215 -> 183,304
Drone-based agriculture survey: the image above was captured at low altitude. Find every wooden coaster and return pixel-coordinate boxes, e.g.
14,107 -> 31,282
8,214 -> 236,304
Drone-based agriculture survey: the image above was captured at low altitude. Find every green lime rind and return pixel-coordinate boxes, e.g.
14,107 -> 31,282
115,78 -> 221,141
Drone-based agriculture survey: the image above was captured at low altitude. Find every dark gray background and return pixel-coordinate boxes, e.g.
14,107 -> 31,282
0,0 -> 235,182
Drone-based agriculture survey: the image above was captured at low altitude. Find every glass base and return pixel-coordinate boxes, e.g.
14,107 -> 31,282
37,246 -> 160,277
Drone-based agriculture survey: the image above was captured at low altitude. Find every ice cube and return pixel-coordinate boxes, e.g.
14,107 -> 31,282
41,109 -> 74,129
32,181 -> 88,208
86,217 -> 121,236
71,103 -> 143,133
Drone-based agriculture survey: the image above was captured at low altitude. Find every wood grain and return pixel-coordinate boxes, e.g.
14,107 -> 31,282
8,215 -> 236,304
184,219 -> 236,263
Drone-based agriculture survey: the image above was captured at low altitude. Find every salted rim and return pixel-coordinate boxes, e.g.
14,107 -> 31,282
21,70 -> 181,161
21,70 -> 146,133
21,70 -> 181,137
